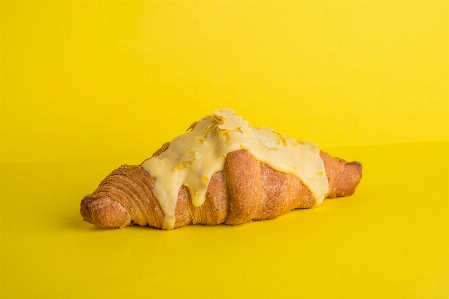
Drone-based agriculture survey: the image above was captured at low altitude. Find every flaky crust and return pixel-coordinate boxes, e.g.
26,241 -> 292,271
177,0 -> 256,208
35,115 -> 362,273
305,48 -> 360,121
81,147 -> 362,229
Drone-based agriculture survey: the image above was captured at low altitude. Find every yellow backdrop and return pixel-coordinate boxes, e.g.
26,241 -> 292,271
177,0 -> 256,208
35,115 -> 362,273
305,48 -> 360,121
1,1 -> 448,163
1,1 -> 448,299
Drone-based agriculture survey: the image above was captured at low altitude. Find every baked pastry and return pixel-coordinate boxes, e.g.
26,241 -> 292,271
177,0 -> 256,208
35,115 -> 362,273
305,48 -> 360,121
81,109 -> 362,230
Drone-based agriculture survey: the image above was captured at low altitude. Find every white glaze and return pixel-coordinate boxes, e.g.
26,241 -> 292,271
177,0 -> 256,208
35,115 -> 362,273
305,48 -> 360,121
142,109 -> 328,229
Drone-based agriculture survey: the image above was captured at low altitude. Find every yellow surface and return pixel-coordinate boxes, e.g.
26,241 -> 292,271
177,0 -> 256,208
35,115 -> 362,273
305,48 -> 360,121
1,142 -> 449,298
1,1 -> 448,298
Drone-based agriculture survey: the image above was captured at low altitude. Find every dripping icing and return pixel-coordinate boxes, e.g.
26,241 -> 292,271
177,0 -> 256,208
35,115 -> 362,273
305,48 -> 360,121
142,109 -> 328,229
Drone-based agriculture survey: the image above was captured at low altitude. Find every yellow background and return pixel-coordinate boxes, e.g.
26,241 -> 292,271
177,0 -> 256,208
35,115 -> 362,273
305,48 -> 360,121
1,1 -> 448,298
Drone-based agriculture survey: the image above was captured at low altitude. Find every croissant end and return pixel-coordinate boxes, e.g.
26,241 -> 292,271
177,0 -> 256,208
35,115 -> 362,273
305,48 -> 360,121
336,161 -> 362,197
81,195 -> 131,228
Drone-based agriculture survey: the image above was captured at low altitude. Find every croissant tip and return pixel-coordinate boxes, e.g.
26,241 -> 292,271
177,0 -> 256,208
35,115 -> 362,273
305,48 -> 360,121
349,161 -> 362,168
332,160 -> 362,197
81,195 -> 131,228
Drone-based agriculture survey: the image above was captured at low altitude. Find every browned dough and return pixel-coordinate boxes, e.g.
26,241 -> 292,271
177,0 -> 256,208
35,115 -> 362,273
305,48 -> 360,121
81,145 -> 362,229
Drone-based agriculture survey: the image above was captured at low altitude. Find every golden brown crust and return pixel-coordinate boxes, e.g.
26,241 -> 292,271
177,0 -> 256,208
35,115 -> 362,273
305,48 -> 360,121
319,151 -> 362,198
80,147 -> 362,229
188,171 -> 229,225
80,196 -> 130,228
223,150 -> 263,225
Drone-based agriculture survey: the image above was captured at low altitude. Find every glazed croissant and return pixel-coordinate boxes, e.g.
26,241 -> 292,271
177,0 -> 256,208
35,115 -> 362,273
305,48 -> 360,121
80,144 -> 362,229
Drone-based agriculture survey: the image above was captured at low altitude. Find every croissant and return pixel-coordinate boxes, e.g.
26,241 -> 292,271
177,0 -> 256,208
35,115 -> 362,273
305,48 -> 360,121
80,109 -> 362,230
